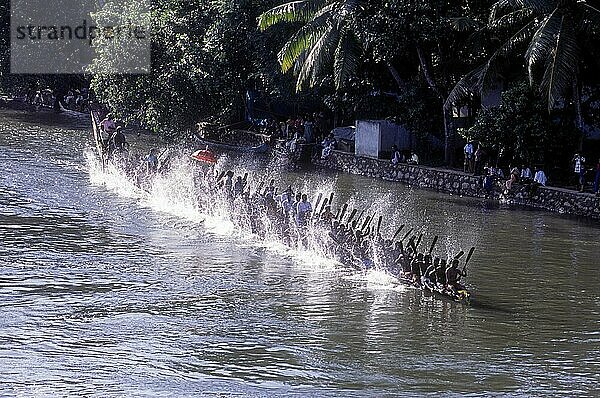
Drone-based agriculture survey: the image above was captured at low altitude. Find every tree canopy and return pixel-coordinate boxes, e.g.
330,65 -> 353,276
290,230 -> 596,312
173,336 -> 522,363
1,0 -> 599,168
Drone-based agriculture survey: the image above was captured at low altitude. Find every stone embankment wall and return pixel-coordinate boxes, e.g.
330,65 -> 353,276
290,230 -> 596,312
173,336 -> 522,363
313,150 -> 600,220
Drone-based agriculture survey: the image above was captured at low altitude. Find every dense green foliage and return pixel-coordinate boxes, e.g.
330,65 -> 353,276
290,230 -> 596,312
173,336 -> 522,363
465,81 -> 578,168
1,0 -> 599,168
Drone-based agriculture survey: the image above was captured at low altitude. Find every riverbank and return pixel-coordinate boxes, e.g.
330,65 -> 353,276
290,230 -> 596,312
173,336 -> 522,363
314,150 -> 600,221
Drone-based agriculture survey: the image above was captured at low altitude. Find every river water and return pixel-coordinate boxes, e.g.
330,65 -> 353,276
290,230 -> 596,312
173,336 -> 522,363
0,109 -> 598,397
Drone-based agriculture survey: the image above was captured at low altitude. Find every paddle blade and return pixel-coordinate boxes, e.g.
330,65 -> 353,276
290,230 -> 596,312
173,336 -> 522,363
392,225 -> 405,240
347,209 -> 357,223
465,246 -> 476,266
428,235 -> 439,254
454,250 -> 465,259
401,228 -> 414,242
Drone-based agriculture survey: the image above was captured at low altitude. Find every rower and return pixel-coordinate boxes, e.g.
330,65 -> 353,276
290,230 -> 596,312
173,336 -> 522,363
320,205 -> 334,223
279,186 -> 294,217
421,254 -> 432,279
233,176 -> 246,197
411,253 -> 425,284
111,126 -> 127,149
446,259 -> 467,293
360,240 -> 374,269
435,258 -> 447,287
422,256 -> 437,288
264,179 -> 276,198
295,194 -> 313,226
145,148 -> 158,174
108,126 -> 128,158
224,171 -> 234,193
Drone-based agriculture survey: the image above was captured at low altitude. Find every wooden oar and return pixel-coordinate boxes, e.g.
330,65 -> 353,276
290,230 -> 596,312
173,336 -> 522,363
355,209 -> 365,224
428,235 -> 439,254
463,246 -> 476,272
376,215 -> 383,235
361,215 -> 371,231
328,192 -> 334,207
392,225 -> 405,241
313,193 -> 323,213
256,180 -> 265,196
415,234 -> 423,250
408,236 -> 417,252
215,170 -> 227,184
364,214 -> 375,232
339,203 -> 348,221
401,228 -> 414,242
454,250 -> 465,260
319,198 -> 329,214
347,209 -> 357,224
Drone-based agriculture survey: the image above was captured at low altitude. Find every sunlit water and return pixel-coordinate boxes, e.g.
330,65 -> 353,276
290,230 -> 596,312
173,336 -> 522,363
0,109 -> 599,397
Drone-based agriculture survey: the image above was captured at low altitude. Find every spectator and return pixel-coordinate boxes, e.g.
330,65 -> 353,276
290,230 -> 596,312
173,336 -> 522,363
482,166 -> 495,196
303,116 -> 314,143
464,141 -> 474,172
534,167 -> 547,186
520,164 -> 532,182
505,165 -> 520,190
321,134 -> 336,159
391,145 -> 404,165
407,151 -> 419,165
573,153 -> 586,192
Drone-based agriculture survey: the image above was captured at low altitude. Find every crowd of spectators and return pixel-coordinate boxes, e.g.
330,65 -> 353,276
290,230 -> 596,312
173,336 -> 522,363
463,141 -> 599,196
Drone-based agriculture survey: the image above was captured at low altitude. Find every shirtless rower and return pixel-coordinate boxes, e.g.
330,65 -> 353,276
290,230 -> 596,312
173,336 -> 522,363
411,253 -> 425,284
320,205 -> 334,224
446,259 -> 467,294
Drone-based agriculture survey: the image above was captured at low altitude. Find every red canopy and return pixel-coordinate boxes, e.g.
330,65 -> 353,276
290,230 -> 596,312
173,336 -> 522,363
191,149 -> 217,165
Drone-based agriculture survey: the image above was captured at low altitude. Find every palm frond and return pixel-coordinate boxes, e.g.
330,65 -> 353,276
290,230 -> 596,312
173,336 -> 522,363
295,25 -> 336,91
540,16 -> 578,111
277,8 -> 334,72
525,9 -> 561,84
449,17 -> 481,32
578,1 -> 600,31
489,7 -> 534,30
258,0 -> 328,31
446,19 -> 536,107
333,28 -> 360,89
445,65 -> 486,108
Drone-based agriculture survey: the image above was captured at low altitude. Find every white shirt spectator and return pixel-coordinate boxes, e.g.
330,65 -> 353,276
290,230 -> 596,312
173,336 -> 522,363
574,155 -> 585,173
521,167 -> 532,179
534,170 -> 547,186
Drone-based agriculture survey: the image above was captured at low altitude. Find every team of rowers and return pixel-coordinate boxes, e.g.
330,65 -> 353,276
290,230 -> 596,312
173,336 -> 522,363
214,170 -> 472,300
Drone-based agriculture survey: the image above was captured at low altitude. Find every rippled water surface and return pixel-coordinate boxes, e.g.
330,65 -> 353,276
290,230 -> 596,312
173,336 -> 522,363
0,109 -> 599,397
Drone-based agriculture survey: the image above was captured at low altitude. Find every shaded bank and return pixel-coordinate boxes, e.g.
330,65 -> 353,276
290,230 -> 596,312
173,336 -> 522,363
314,150 -> 600,221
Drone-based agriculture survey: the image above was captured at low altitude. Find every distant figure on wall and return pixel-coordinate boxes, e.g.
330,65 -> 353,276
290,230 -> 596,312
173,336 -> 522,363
534,167 -> 548,187
573,153 -> 586,192
464,141 -> 474,173
391,145 -> 404,165
407,151 -> 419,165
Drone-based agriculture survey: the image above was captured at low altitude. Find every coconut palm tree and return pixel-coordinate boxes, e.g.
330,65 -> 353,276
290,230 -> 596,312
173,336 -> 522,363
447,0 -> 600,131
258,0 -> 362,91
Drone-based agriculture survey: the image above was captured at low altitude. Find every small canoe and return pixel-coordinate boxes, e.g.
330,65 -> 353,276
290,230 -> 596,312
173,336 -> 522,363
196,137 -> 269,154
